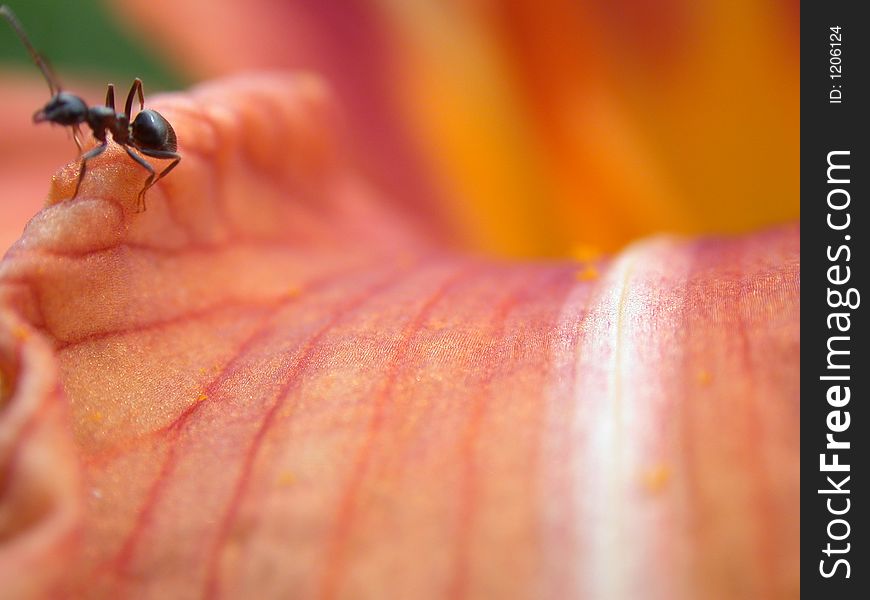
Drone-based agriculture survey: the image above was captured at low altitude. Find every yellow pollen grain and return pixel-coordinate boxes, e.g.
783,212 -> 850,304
697,369 -> 712,385
429,317 -> 450,330
575,264 -> 599,281
196,392 -> 208,403
642,464 -> 671,494
570,243 -> 603,262
90,411 -> 103,423
277,472 -> 295,487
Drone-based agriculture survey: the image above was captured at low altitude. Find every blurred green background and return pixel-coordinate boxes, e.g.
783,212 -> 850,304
1,0 -> 183,92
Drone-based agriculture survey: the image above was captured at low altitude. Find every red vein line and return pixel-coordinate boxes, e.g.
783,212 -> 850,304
734,289 -> 778,598
56,298 -> 275,351
58,268 -> 374,465
317,264 -> 478,600
201,260 -> 430,600
448,268 -> 571,600
678,248 -> 733,597
675,278 -> 704,596
104,301 -> 297,576
53,257 -> 374,350
102,260 -> 413,583
448,294 -> 524,600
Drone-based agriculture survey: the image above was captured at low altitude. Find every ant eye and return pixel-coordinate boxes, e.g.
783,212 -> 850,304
33,92 -> 87,126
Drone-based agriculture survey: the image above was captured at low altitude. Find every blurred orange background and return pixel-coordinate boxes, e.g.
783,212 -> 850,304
330,0 -> 801,256
2,0 -> 799,257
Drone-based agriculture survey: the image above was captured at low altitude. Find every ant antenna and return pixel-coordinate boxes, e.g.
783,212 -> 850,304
1,5 -> 62,95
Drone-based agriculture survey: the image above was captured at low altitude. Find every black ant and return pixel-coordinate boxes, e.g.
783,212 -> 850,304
1,5 -> 180,211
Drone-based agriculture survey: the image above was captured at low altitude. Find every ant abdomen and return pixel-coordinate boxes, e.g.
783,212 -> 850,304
132,110 -> 177,153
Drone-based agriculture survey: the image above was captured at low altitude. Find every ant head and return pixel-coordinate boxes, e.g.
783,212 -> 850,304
33,92 -> 87,126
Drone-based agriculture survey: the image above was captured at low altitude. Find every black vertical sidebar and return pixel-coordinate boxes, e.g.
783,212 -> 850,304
802,2 -> 868,597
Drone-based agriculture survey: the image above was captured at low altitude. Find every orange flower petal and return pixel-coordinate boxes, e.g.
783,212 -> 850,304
109,0 -> 799,256
0,75 -> 797,597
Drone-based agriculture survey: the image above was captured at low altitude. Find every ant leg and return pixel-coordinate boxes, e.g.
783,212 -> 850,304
126,146 -> 181,212
135,148 -> 181,211
105,83 -> 116,110
71,125 -> 83,154
123,146 -> 155,212
124,78 -> 145,116
73,140 -> 108,199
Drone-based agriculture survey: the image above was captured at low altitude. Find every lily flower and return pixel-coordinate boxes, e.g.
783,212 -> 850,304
1,1 -> 798,599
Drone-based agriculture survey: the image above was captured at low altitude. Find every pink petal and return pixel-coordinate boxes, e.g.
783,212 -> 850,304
0,75 -> 798,598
